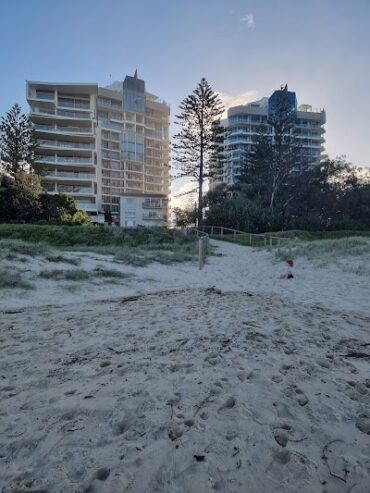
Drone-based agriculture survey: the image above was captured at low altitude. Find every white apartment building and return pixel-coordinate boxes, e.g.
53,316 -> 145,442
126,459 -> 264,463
27,72 -> 170,226
221,86 -> 326,185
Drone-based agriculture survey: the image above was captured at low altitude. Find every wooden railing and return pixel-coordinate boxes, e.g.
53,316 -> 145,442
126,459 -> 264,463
198,225 -> 293,254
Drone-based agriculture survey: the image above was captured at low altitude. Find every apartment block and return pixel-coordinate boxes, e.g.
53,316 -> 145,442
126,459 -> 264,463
27,72 -> 170,226
221,86 -> 326,185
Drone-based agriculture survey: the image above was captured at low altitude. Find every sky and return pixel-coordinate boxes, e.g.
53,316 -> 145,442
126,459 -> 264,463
1,0 -> 369,204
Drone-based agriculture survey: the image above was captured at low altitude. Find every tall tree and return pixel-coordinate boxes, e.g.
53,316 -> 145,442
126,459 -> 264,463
266,87 -> 302,209
0,172 -> 42,221
0,104 -> 37,177
240,87 -> 302,211
173,78 -> 224,226
239,125 -> 273,202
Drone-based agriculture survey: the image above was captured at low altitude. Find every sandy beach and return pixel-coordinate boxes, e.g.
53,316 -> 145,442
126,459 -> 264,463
1,240 -> 369,492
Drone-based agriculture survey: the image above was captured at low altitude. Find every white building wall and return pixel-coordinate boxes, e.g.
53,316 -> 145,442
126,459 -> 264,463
120,196 -> 166,228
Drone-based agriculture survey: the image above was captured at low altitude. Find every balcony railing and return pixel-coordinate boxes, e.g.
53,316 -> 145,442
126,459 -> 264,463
75,201 -> 97,210
34,123 -> 92,134
58,99 -> 90,110
36,155 -> 93,164
143,200 -> 162,209
57,185 -> 93,194
39,139 -> 94,150
57,110 -> 91,119
143,213 -> 163,220
35,91 -> 54,100
45,172 -> 95,180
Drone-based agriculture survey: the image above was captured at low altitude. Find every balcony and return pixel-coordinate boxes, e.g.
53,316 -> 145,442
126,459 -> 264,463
57,185 -> 94,194
58,98 -> 90,110
28,90 -> 55,103
57,109 -> 92,120
30,108 -> 92,120
142,212 -> 163,220
36,155 -> 94,166
39,139 -> 94,150
143,199 -> 162,209
34,123 -> 93,135
75,201 -> 97,212
44,171 -> 96,180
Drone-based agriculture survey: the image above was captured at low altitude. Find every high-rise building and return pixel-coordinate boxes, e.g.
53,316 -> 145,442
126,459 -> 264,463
219,86 -> 326,185
26,72 -> 170,226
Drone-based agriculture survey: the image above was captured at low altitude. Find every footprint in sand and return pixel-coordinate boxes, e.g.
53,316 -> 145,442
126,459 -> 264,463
218,397 -> 236,413
355,414 -> 370,435
273,401 -> 295,419
284,386 -> 309,406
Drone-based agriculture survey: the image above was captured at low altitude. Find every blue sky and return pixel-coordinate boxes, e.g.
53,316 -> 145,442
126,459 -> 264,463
1,0 -> 369,186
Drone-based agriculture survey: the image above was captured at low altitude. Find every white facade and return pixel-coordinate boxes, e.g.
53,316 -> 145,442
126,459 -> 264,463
120,195 -> 167,228
27,73 -> 170,226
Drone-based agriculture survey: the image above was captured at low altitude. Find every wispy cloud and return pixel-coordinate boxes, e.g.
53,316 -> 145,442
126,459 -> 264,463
241,13 -> 255,29
217,89 -> 258,117
171,180 -> 199,209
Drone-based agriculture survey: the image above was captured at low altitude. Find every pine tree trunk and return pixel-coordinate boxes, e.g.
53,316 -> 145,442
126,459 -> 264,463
198,123 -> 204,227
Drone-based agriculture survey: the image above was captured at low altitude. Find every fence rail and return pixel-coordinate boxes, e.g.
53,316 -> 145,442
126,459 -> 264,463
184,226 -> 293,270
198,225 -> 293,255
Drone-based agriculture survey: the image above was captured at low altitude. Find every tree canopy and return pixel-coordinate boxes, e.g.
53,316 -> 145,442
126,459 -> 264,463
0,104 -> 37,176
172,78 -> 224,225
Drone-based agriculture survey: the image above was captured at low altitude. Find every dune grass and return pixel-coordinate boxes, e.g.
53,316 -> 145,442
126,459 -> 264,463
0,224 -> 194,248
39,267 -> 131,282
276,236 -> 370,275
46,255 -> 81,266
0,269 -> 34,289
0,225 -> 198,265
0,239 -> 50,258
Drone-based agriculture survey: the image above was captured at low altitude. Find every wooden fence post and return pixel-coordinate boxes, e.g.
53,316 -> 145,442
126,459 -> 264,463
221,227 -> 224,236
198,237 -> 204,270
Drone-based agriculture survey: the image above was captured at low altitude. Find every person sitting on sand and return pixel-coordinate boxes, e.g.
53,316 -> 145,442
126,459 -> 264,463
280,259 -> 294,279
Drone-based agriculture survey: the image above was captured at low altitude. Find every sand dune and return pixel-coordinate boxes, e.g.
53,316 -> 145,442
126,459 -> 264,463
0,240 -> 369,492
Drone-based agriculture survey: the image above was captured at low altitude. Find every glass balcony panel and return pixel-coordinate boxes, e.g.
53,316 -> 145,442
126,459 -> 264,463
58,110 -> 91,119
35,90 -> 54,100
39,139 -> 93,149
58,98 -> 90,109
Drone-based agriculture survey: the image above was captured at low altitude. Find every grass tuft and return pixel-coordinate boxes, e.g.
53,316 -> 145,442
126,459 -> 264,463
39,267 -> 131,282
39,269 -> 90,281
0,239 -> 49,257
46,255 -> 80,266
93,267 -> 131,279
0,269 -> 34,289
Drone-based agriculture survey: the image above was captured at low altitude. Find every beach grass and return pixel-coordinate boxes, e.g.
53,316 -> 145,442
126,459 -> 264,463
0,225 -> 198,265
0,268 -> 34,289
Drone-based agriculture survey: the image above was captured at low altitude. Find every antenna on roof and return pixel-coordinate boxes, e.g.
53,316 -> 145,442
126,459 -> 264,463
134,69 -> 138,78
